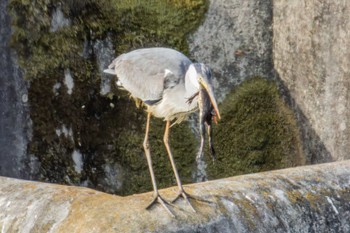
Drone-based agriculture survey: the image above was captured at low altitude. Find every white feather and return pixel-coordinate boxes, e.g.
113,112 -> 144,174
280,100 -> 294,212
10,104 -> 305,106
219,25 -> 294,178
187,64 -> 199,89
164,69 -> 173,76
103,68 -> 116,75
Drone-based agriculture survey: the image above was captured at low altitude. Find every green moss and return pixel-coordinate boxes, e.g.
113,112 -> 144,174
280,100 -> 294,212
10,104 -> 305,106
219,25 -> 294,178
205,77 -> 304,179
112,0 -> 208,54
8,0 -> 117,79
9,0 -> 207,80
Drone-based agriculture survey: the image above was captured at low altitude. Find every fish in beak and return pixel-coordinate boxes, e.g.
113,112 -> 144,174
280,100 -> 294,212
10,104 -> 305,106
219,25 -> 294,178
196,74 -> 220,161
198,76 -> 221,121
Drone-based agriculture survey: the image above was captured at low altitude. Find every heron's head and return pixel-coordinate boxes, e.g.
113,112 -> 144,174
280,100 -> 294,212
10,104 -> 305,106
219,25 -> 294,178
188,63 -> 221,120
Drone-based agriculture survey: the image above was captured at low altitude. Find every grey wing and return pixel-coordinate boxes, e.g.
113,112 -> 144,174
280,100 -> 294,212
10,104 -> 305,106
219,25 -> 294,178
108,48 -> 192,102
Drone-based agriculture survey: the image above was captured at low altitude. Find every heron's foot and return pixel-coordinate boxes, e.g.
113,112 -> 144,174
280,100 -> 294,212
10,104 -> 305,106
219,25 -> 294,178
146,193 -> 175,217
172,189 -> 196,212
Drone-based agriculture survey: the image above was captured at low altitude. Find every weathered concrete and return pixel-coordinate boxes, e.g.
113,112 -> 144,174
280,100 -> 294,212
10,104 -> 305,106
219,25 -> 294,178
188,0 -> 274,102
273,1 -> 350,161
1,160 -> 350,233
0,0 -> 34,179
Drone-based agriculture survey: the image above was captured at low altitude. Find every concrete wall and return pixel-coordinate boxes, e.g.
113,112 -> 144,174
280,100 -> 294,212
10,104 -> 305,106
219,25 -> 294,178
0,0 -> 35,179
273,1 -> 350,161
188,0 -> 274,101
190,0 -> 350,163
1,161 -> 349,233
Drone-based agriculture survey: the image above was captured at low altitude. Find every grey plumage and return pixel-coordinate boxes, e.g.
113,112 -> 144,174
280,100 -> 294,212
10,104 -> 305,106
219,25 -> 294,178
104,47 -> 220,215
106,48 -> 194,119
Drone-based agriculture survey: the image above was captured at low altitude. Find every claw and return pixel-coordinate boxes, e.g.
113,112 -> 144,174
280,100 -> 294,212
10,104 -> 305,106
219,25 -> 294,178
172,189 -> 196,213
146,193 -> 175,217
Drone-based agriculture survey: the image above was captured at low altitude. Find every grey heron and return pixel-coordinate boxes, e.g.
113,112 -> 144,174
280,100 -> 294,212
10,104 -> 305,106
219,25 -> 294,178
104,47 -> 220,215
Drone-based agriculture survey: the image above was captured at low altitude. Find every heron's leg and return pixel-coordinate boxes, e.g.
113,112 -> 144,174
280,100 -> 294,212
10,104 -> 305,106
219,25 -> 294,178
163,120 -> 196,212
207,123 -> 216,161
143,112 -> 158,194
143,112 -> 174,217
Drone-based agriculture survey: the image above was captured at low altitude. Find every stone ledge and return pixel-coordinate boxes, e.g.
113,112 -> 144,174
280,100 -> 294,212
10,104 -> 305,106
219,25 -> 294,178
1,160 -> 350,233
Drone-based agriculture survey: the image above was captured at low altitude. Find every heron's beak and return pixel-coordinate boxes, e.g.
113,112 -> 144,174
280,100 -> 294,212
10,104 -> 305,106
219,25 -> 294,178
199,77 -> 221,120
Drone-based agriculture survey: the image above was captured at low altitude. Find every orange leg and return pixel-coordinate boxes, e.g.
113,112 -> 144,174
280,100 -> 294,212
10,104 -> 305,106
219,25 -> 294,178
143,113 -> 174,216
163,120 -> 196,212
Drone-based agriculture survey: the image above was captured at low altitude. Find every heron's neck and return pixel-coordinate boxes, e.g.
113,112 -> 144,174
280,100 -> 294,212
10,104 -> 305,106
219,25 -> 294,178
185,64 -> 199,98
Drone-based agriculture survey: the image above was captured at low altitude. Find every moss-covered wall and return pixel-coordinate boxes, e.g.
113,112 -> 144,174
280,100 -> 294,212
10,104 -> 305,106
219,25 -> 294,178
8,0 -> 304,196
205,77 -> 304,179
8,0 -> 206,195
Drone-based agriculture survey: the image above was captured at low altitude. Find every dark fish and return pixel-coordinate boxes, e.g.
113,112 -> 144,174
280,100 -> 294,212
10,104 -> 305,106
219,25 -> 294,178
197,88 -> 217,162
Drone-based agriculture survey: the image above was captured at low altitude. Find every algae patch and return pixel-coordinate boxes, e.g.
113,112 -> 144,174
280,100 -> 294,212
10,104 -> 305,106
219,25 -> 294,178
205,77 -> 304,179
112,0 -> 208,54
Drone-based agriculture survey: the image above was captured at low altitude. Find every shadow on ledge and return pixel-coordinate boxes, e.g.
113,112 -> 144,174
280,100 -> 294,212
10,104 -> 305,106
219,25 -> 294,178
1,160 -> 350,233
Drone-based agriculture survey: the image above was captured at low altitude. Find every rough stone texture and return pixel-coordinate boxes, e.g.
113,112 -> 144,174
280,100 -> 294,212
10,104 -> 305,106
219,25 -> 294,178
1,160 -> 350,233
273,1 -> 350,161
188,0 -> 274,102
1,0 -> 349,200
187,0 -> 280,179
0,0 -> 34,179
